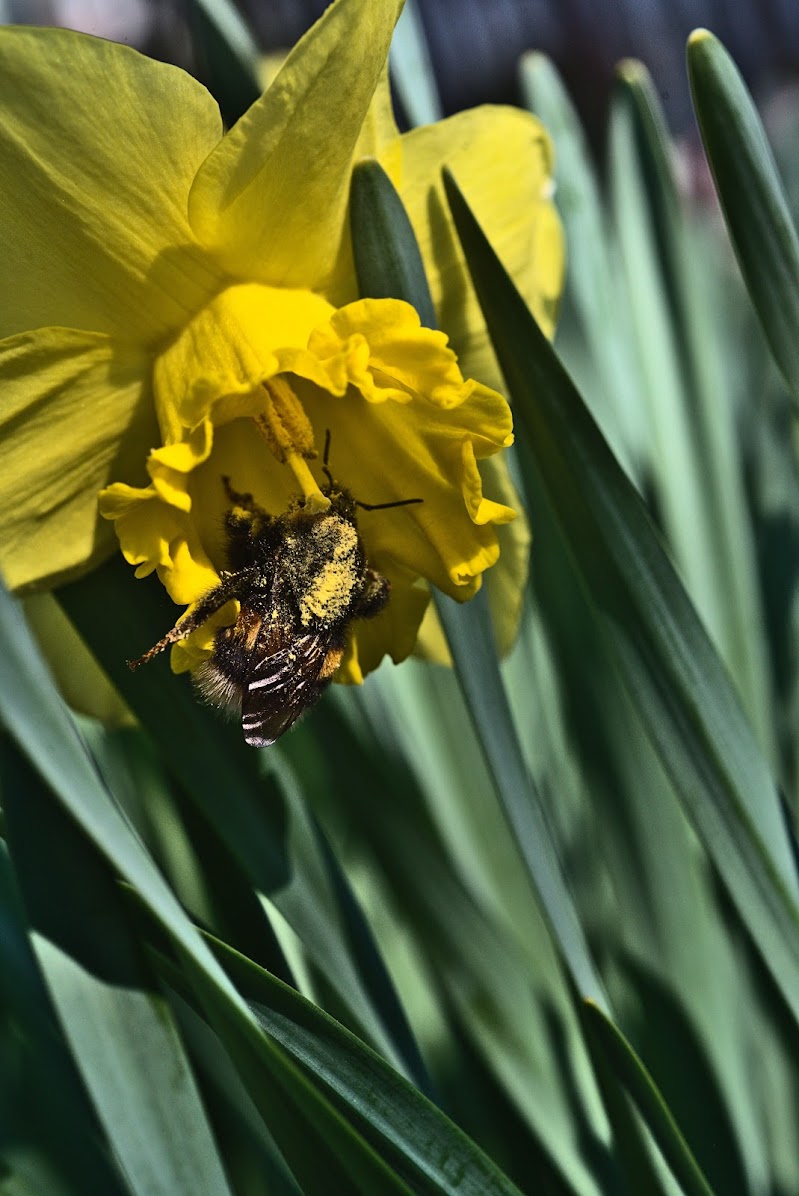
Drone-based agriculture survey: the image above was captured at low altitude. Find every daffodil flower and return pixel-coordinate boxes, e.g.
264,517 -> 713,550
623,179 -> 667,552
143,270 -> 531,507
0,0 -> 562,684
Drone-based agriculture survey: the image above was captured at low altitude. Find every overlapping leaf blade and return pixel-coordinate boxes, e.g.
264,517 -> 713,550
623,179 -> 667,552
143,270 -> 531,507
442,171 -> 799,1035
156,933 -> 529,1196
0,583 -> 457,1195
58,557 -> 422,1079
350,157 -> 609,1011
2,740 -> 233,1196
584,1003 -> 717,1196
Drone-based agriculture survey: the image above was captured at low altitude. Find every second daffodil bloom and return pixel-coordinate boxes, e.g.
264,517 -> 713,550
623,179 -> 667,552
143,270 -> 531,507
0,0 -> 563,692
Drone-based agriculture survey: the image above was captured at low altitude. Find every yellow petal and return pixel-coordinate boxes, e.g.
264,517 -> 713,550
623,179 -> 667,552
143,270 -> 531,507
415,455 -> 531,663
353,65 -> 401,164
153,283 -> 336,443
98,481 -> 220,603
0,328 -> 153,591
0,27 -> 224,346
381,105 -> 565,388
313,299 -> 465,405
188,0 -> 403,294
338,567 -> 431,684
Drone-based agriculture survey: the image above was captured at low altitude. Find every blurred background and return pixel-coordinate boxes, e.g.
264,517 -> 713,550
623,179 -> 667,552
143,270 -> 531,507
9,0 -> 799,144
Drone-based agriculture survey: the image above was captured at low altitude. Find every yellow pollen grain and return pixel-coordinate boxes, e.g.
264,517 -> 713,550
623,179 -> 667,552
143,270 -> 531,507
299,521 -> 359,626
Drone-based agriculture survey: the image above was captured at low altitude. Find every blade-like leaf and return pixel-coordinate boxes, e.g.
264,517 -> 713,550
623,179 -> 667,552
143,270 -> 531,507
520,51 -> 644,474
687,29 -> 799,406
390,0 -> 442,128
610,68 -> 726,651
0,584 -> 451,1195
442,171 -> 799,1032
58,557 -> 422,1079
349,157 -> 609,1011
187,0 -> 262,128
0,842 -> 127,1195
616,59 -> 775,765
3,740 -> 233,1196
584,1002 -> 718,1196
156,933 -> 529,1196
286,686 -> 614,1196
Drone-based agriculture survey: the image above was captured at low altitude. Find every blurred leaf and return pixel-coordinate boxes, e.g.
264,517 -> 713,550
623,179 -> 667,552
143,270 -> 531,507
0,841 -> 126,1195
287,687 -> 615,1196
609,68 -> 725,658
433,586 -> 609,1007
687,29 -> 799,407
520,52 -> 644,474
171,995 -> 304,1196
507,425 -> 769,1190
442,171 -> 799,1032
0,583 -> 463,1195
584,1003 -> 717,1196
0,581 -> 246,999
390,0 -> 442,127
188,0 -> 262,127
616,60 -> 775,763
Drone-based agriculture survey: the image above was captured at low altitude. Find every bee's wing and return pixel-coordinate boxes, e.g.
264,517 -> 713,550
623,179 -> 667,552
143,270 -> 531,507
241,625 -> 337,747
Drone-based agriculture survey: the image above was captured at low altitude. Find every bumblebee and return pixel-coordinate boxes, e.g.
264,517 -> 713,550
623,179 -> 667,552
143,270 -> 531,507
131,447 -> 420,746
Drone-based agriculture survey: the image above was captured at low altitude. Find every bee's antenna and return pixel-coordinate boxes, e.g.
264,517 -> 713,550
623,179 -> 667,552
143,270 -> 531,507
322,428 -> 335,489
355,497 -> 424,511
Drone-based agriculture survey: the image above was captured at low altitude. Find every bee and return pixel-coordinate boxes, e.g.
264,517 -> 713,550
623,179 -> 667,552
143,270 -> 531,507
130,436 -> 421,746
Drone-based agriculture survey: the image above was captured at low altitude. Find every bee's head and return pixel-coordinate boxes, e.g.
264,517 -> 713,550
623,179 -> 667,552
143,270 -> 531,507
320,475 -> 357,520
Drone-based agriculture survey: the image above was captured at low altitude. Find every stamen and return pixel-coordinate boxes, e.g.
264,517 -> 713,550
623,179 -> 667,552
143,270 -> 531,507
257,376 -> 317,460
286,452 -> 330,512
254,376 -> 329,512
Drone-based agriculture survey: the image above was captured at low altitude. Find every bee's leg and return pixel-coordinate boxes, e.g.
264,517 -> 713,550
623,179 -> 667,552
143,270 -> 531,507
221,475 -> 270,519
355,568 -> 390,619
221,476 -> 277,570
128,570 -> 255,669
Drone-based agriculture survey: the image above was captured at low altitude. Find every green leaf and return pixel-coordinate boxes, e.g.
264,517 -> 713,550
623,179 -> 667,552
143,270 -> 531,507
609,67 -> 727,657
285,686 -> 613,1196
58,557 -> 420,1077
687,29 -> 799,406
0,842 -> 127,1195
158,933 -> 529,1196
187,0 -> 262,128
615,59 -> 776,765
442,171 -> 799,1032
520,52 -> 644,474
389,0 -> 442,127
2,741 -> 233,1196
0,582 -> 244,1004
0,583 -> 457,1195
584,1002 -> 718,1196
349,157 -> 437,326
349,157 -> 609,1011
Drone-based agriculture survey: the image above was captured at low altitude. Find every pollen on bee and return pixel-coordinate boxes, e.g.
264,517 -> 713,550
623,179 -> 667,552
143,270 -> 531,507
298,519 -> 360,627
